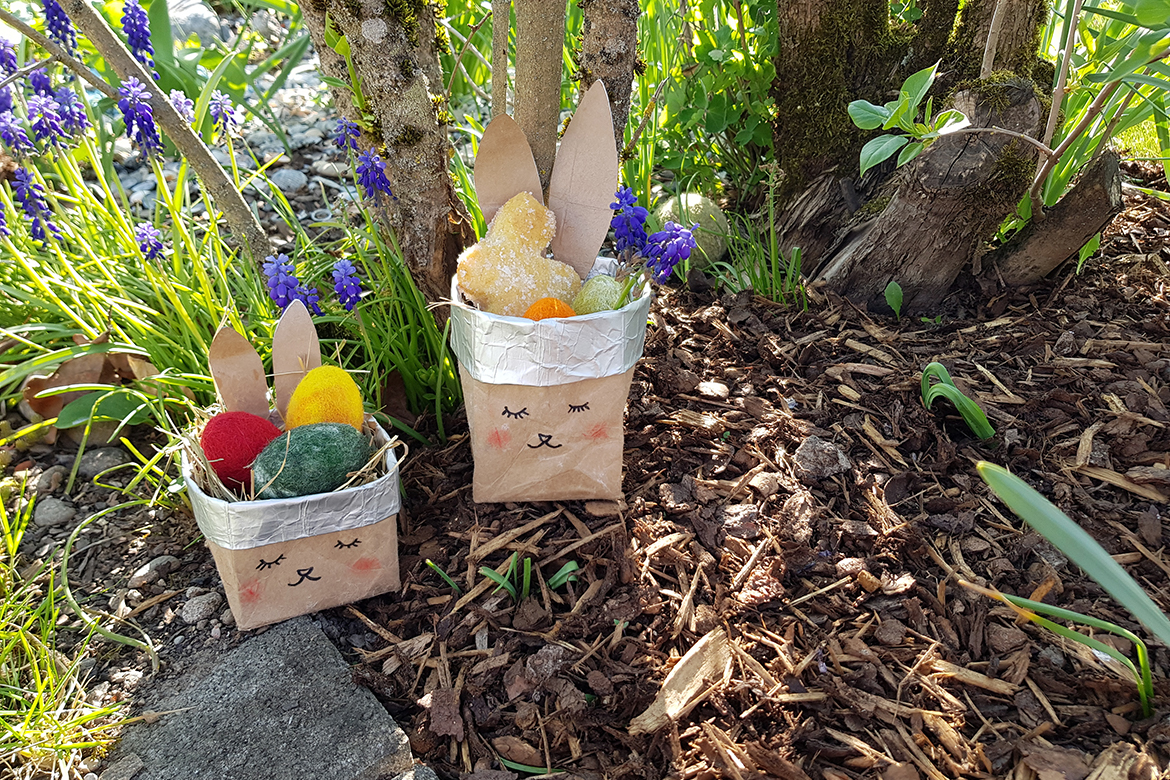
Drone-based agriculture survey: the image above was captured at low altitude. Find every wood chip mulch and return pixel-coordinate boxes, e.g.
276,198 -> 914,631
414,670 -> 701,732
342,189 -> 1170,780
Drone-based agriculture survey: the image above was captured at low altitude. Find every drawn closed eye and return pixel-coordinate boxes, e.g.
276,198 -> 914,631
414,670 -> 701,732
502,406 -> 529,419
335,539 -> 361,549
568,402 -> 590,413
256,554 -> 285,570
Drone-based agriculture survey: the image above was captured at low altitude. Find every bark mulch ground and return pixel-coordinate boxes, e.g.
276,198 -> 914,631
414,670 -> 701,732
349,185 -> 1170,780
10,181 -> 1170,780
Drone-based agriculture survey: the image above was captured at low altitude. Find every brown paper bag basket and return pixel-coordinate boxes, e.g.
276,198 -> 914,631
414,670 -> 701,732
449,82 -> 650,504
182,301 -> 401,630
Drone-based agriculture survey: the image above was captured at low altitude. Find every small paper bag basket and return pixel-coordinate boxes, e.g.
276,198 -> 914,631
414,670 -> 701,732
450,274 -> 651,503
182,301 -> 401,631
451,82 -> 651,503
182,419 -> 401,631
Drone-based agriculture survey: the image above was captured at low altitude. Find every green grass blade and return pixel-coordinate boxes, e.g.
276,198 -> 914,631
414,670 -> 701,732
978,462 -> 1170,649
425,560 -> 463,594
921,363 -> 995,439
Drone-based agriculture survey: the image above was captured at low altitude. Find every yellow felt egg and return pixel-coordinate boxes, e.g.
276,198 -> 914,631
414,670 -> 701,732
285,365 -> 364,431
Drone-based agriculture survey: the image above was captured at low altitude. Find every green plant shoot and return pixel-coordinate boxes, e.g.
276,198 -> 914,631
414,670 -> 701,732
884,281 -> 903,320
921,363 -> 996,439
975,461 -> 1170,716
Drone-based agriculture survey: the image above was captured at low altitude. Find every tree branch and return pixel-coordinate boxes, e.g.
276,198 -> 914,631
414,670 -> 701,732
1042,0 -> 1085,147
947,126 -> 1056,160
2,3 -> 274,265
980,0 -> 1006,78
0,55 -> 58,91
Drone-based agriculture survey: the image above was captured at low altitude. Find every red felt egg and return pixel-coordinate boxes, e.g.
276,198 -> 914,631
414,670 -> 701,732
200,411 -> 281,492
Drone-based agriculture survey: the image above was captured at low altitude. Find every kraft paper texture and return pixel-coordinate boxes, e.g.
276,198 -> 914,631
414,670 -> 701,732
209,514 -> 400,631
460,365 -> 635,502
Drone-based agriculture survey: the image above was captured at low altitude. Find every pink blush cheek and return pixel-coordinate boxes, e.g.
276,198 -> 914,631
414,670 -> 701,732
351,556 -> 380,573
585,423 -> 609,441
487,428 -> 511,449
239,578 -> 263,605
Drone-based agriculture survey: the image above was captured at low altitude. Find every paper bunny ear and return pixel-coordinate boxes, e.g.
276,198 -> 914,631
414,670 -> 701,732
209,326 -> 269,420
548,81 -> 620,279
272,298 -> 321,420
474,114 -> 544,228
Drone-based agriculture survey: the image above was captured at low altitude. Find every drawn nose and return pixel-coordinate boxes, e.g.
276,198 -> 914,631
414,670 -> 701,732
526,432 -> 563,449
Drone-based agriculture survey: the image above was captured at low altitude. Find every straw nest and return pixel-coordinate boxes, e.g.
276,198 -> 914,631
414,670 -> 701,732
181,407 -> 401,503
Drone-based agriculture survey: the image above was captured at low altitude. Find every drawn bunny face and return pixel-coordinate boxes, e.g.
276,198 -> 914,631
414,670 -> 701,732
191,299 -> 401,630
216,519 -> 399,626
459,367 -> 632,502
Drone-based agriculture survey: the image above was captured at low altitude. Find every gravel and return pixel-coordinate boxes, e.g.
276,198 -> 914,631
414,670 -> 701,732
34,497 -> 77,527
181,592 -> 224,625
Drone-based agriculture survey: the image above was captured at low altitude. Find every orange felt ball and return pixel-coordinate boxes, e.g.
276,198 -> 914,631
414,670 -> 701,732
523,297 -> 576,320
285,365 -> 365,431
199,411 -> 281,491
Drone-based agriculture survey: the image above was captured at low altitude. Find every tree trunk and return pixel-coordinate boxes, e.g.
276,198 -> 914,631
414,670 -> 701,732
300,0 -> 472,305
491,0 -> 511,117
988,149 -> 1123,285
514,0 -> 566,193
579,0 -> 640,150
772,0 -> 1069,310
815,82 -> 1044,313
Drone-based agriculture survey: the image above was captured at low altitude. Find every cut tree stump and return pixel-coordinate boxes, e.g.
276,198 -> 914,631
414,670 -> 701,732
815,80 -> 1044,314
989,150 -> 1123,285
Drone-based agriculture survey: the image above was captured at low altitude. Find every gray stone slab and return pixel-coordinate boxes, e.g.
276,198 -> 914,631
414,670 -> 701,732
105,618 -> 413,780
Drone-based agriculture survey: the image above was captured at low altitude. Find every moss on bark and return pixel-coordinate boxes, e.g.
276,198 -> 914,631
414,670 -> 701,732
771,0 -> 909,199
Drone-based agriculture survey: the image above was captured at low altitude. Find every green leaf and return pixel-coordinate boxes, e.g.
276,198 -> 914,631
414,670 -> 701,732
901,61 -> 940,116
1081,5 -> 1142,26
1154,93 -> 1170,188
1134,0 -> 1170,29
56,390 -> 152,430
1077,232 -> 1101,273
320,75 -> 355,93
884,281 -> 903,320
548,561 -> 580,589
859,135 -> 909,176
921,363 -> 995,439
896,140 -> 925,166
977,462 -> 1170,650
848,100 -> 892,130
147,0 -> 175,67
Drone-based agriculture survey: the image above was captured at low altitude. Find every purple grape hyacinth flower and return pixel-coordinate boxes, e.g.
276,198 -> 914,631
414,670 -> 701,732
0,201 -> 9,238
0,90 -> 11,114
355,149 -> 394,205
117,77 -> 162,156
54,87 -> 89,135
135,223 -> 164,261
0,41 -> 16,76
27,95 -> 65,147
30,69 -> 53,96
208,91 -> 237,136
295,284 -> 322,315
122,0 -> 157,77
0,111 -> 35,157
41,0 -> 78,56
13,168 -> 62,243
610,185 -> 649,256
262,254 -> 300,309
334,117 -> 360,152
169,90 -> 195,124
643,221 -> 697,283
331,259 -> 362,311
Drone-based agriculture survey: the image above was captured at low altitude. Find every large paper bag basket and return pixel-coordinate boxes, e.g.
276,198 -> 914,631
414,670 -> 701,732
183,419 -> 401,631
450,276 -> 650,503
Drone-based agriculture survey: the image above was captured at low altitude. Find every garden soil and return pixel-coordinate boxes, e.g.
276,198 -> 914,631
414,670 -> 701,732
10,170 -> 1170,780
